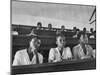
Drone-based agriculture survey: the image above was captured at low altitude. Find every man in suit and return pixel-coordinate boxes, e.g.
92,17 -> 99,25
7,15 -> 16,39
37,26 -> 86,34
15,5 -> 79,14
13,34 -> 43,66
72,32 -> 95,60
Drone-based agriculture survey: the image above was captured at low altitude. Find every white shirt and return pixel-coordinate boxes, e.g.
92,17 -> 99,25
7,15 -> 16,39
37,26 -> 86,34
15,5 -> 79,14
48,47 -> 72,63
73,44 -> 93,59
13,49 -> 43,66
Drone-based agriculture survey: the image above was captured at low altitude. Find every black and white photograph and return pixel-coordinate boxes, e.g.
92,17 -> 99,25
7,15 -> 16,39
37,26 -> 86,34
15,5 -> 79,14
11,0 -> 96,75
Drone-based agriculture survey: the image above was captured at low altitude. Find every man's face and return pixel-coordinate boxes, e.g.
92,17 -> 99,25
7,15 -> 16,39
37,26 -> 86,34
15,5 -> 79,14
48,24 -> 52,29
30,38 -> 41,50
56,36 -> 66,48
80,34 -> 88,44
61,26 -> 65,31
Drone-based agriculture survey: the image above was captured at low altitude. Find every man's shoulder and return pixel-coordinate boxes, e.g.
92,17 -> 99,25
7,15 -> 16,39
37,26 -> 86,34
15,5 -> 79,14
64,47 -> 71,50
38,52 -> 43,58
15,49 -> 27,55
49,47 -> 58,54
73,44 -> 80,50
50,48 -> 57,51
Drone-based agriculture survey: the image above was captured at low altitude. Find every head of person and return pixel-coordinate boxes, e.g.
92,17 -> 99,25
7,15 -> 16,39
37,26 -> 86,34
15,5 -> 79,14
83,27 -> 87,33
77,32 -> 88,45
90,28 -> 94,33
73,27 -> 77,32
37,22 -> 42,29
76,29 -> 80,34
56,34 -> 66,48
61,25 -> 65,31
48,23 -> 52,29
28,35 -> 41,52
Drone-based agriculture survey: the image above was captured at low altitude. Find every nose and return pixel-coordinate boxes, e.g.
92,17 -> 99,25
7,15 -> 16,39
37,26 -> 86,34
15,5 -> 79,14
61,40 -> 65,44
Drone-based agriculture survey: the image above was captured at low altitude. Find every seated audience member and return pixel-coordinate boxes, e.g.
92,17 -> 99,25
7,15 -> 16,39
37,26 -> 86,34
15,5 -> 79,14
90,28 -> 94,33
89,28 -> 95,38
48,34 -> 72,63
48,23 -> 53,30
72,32 -> 95,60
12,28 -> 18,35
83,27 -> 87,33
73,29 -> 80,38
56,25 -> 66,35
73,27 -> 77,32
61,25 -> 66,32
13,34 -> 43,66
36,22 -> 42,30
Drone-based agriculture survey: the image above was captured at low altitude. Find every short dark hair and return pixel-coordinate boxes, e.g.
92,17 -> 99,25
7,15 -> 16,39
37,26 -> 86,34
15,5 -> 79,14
26,35 -> 40,48
37,22 -> 42,26
83,27 -> 86,33
56,34 -> 65,40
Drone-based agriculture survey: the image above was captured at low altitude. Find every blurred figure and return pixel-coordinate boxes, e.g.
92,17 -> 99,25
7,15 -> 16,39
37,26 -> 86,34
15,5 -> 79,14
27,27 -> 37,36
12,28 -> 18,35
72,32 -> 95,60
89,28 -> 96,38
13,34 -> 43,66
36,22 -> 42,30
61,25 -> 66,31
73,27 -> 77,32
56,25 -> 66,35
83,27 -> 87,33
48,23 -> 53,30
48,34 -> 72,63
73,29 -> 80,38
90,28 -> 94,33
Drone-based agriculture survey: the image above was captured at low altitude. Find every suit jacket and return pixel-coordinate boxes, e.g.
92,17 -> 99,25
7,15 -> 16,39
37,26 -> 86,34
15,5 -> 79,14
73,44 -> 93,60
13,49 -> 43,66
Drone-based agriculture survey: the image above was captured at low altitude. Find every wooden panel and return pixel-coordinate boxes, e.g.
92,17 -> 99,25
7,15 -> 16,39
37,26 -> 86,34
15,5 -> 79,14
12,59 -> 96,75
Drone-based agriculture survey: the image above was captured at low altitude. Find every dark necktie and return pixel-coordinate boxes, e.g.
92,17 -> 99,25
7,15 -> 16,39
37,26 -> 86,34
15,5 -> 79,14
35,52 -> 39,64
60,48 -> 63,59
28,52 -> 34,61
82,45 -> 87,55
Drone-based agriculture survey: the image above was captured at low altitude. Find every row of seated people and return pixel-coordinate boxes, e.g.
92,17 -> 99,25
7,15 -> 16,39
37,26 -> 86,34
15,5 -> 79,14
12,31 -> 96,66
12,34 -> 96,63
12,22 -> 96,38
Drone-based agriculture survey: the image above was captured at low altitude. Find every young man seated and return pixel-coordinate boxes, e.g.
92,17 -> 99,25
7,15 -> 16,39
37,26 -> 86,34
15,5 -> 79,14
72,32 -> 95,60
13,34 -> 43,66
48,34 -> 72,63
36,22 -> 44,30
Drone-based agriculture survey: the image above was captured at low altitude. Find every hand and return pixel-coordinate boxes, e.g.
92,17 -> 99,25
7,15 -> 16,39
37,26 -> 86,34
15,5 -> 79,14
81,56 -> 91,59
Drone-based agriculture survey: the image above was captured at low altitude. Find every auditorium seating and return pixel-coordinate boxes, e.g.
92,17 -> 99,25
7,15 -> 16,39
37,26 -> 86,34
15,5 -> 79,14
12,24 -> 96,63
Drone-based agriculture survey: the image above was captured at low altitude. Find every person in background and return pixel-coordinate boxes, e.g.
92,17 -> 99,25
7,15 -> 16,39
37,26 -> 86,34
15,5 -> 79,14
89,28 -> 95,38
61,25 -> 66,32
48,34 -> 72,63
72,32 -> 95,60
56,25 -> 66,35
48,23 -> 53,30
73,27 -> 77,32
12,28 -> 18,35
73,29 -> 80,38
13,34 -> 43,66
83,27 -> 87,33
36,22 -> 42,30
90,28 -> 94,34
